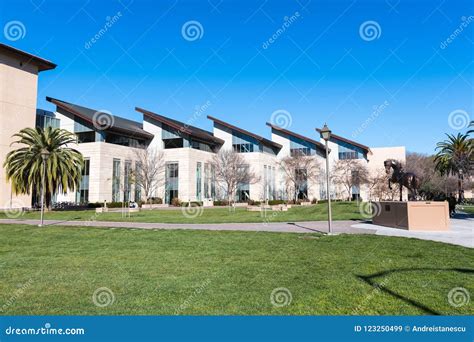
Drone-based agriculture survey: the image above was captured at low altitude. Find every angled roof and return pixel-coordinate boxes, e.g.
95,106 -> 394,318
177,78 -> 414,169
136,107 -> 224,146
0,43 -> 56,72
46,97 -> 153,140
315,128 -> 371,154
208,115 -> 282,150
266,122 -> 326,152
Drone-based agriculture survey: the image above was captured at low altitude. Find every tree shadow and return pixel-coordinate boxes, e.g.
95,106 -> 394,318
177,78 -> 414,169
356,267 -> 474,315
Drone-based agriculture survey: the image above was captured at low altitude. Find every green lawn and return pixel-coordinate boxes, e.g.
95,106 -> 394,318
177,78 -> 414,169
458,205 -> 474,215
0,224 -> 472,315
0,202 -> 364,223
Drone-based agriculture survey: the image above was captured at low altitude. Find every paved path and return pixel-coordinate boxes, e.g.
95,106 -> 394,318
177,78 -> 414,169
352,214 -> 473,248
0,216 -> 472,248
0,218 -> 372,234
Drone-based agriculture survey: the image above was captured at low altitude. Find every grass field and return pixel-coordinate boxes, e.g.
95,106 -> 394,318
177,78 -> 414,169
0,224 -> 472,315
0,202 -> 364,223
458,205 -> 474,215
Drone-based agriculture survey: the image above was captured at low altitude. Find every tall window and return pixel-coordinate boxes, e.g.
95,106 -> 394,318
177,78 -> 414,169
165,162 -> 179,204
124,161 -> 132,202
236,164 -> 250,202
196,162 -> 202,201
263,165 -> 276,201
135,161 -> 142,202
211,164 -> 216,199
76,159 -> 90,203
295,168 -> 308,200
204,163 -> 210,199
112,159 -> 121,202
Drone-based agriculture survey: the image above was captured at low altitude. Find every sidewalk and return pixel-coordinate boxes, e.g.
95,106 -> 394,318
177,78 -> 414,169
0,217 -> 471,247
0,218 -> 371,234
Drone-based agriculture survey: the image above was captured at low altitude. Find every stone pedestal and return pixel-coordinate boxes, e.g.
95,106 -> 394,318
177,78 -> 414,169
373,201 -> 450,231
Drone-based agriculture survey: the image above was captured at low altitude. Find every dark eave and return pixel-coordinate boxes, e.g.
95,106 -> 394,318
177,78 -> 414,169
208,115 -> 282,150
266,122 -> 326,152
136,107 -> 224,146
315,128 -> 371,154
46,97 -> 153,140
0,43 -> 56,71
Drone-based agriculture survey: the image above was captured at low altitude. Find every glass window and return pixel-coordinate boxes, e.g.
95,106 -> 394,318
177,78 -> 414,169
135,161 -> 142,202
76,159 -> 90,203
124,161 -> 132,202
232,131 -> 258,153
204,163 -> 210,199
165,162 -> 179,204
196,162 -> 202,201
112,159 -> 121,202
211,164 -> 216,200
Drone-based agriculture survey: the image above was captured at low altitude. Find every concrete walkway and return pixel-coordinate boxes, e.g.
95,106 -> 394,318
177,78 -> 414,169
0,218 -> 371,234
352,214 -> 474,248
0,216 -> 472,248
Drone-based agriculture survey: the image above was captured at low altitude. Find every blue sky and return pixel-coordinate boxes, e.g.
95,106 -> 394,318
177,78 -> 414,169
1,0 -> 473,153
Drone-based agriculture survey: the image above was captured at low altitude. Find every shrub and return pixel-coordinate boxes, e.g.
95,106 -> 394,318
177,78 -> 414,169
213,200 -> 229,206
87,202 -> 102,209
182,201 -> 203,207
247,200 -> 261,206
171,198 -> 181,207
311,198 -> 318,204
268,200 -> 285,205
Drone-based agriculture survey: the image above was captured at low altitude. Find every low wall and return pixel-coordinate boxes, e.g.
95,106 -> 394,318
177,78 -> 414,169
373,201 -> 450,231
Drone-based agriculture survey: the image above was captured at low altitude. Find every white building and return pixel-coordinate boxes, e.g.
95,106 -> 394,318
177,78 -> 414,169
0,43 -> 406,208
43,96 -> 405,205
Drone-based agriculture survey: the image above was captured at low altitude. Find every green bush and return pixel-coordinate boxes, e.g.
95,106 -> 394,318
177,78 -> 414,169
182,201 -> 203,207
171,198 -> 181,207
268,200 -> 285,205
213,200 -> 229,206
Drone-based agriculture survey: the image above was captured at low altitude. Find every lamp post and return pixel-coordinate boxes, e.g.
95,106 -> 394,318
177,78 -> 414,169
38,149 -> 50,227
320,124 -> 332,234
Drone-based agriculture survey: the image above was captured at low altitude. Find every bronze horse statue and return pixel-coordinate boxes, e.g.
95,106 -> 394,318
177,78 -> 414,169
384,159 -> 420,201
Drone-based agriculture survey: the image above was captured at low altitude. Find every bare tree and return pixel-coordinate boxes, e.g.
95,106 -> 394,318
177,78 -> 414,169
368,168 -> 399,201
278,154 -> 321,202
331,159 -> 369,201
211,149 -> 259,206
133,147 -> 165,203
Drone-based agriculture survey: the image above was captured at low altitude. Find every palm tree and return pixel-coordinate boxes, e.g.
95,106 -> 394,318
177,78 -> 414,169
3,127 -> 84,208
434,132 -> 473,202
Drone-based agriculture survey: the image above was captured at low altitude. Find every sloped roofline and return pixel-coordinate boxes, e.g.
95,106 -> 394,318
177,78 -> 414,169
208,115 -> 282,150
266,122 -> 326,152
46,97 -> 153,140
315,128 -> 372,154
136,107 -> 224,146
0,43 -> 56,72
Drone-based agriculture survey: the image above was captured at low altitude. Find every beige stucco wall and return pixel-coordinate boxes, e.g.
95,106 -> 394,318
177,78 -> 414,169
0,53 -> 39,209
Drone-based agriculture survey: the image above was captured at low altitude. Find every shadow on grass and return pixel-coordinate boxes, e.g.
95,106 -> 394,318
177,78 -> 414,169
356,267 -> 474,315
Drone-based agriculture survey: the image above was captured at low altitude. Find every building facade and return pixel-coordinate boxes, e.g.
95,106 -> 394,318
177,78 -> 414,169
0,44 -> 406,208
0,44 -> 56,210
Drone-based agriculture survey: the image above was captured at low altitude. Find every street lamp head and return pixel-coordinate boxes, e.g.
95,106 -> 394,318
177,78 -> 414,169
320,123 -> 331,141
